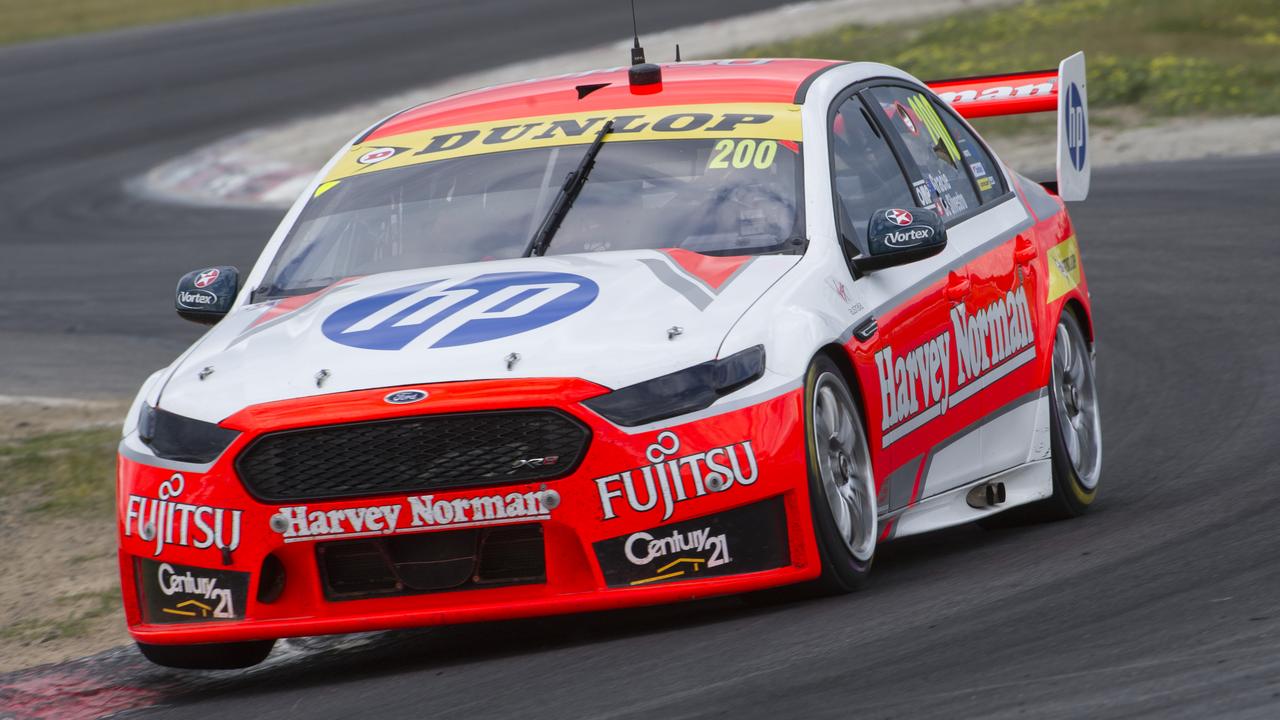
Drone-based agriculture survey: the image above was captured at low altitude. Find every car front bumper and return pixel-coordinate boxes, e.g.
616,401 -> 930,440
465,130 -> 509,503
117,378 -> 819,645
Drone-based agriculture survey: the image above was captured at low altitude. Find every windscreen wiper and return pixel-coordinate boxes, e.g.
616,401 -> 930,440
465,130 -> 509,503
524,120 -> 614,257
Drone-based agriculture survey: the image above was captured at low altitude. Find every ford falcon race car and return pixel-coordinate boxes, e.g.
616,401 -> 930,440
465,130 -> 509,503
121,52 -> 1100,669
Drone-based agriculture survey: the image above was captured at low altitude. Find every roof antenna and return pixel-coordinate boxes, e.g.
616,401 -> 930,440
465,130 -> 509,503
627,0 -> 662,88
675,44 -> 681,62
629,0 -> 645,65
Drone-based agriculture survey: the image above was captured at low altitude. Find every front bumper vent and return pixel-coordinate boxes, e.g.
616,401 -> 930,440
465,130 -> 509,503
317,524 -> 546,601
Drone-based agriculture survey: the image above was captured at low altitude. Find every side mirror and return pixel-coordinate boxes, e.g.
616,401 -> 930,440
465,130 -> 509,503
175,266 -> 239,325
852,207 -> 947,273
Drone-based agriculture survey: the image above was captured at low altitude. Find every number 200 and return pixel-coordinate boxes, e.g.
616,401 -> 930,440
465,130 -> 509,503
708,139 -> 777,170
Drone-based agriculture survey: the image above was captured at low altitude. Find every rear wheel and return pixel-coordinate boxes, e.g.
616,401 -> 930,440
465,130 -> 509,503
804,354 -> 876,593
1042,309 -> 1102,517
136,639 -> 275,669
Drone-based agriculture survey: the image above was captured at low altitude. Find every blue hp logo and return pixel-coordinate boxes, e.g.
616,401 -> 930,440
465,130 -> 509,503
1065,82 -> 1087,172
322,271 -> 598,350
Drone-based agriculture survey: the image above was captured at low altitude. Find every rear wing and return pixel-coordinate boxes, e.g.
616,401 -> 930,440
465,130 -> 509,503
927,52 -> 1089,201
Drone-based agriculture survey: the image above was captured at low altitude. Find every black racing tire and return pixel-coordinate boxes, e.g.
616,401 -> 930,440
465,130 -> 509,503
1038,309 -> 1102,518
803,354 -> 876,594
136,639 -> 275,669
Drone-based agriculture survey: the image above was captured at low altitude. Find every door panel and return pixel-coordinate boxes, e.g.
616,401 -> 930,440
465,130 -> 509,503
844,85 -> 987,508
966,227 -> 1043,477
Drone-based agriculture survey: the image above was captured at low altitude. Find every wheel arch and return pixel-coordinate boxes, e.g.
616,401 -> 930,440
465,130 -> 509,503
1061,296 -> 1094,347
815,343 -> 866,413
811,343 -> 879,466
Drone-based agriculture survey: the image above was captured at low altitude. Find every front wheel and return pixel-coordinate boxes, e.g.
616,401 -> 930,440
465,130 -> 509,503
804,354 -> 877,594
136,638 -> 275,669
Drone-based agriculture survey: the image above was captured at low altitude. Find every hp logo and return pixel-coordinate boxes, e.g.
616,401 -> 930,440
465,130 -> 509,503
1065,82 -> 1087,172
322,271 -> 599,350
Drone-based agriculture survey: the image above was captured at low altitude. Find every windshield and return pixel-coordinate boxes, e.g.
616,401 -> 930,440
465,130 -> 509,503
256,137 -> 803,300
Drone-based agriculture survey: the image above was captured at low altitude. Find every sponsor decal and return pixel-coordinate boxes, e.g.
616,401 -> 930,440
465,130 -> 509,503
827,277 -> 863,317
938,80 -> 1056,106
272,490 -> 549,542
138,559 -> 249,624
1046,234 -> 1082,302
977,176 -> 996,192
325,102 -> 802,180
826,276 -> 849,303
884,208 -> 914,226
124,474 -> 243,556
874,285 -> 1035,448
969,162 -> 988,178
595,431 -> 758,521
176,289 -> 217,309
323,271 -> 598,351
881,226 -> 934,249
593,497 -> 789,587
193,268 -> 220,288
1065,82 -> 1087,172
384,389 -> 429,404
357,146 -> 407,166
912,179 -> 931,206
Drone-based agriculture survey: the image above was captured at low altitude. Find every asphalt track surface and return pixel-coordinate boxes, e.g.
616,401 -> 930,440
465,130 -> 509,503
2,3 -> 1280,719
0,0 -> 798,399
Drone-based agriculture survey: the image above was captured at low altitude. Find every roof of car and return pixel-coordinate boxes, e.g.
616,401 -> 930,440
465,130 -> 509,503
364,58 -> 843,142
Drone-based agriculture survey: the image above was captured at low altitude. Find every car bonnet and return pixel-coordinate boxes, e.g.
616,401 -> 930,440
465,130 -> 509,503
156,250 -> 798,423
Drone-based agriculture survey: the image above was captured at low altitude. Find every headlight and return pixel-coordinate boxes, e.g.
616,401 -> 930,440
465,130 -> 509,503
137,403 -> 240,463
582,345 -> 766,426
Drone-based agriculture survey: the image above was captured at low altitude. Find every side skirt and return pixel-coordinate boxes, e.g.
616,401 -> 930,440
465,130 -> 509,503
883,459 -> 1053,540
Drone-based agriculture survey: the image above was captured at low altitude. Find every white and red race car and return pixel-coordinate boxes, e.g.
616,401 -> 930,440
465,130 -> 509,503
120,53 -> 1100,668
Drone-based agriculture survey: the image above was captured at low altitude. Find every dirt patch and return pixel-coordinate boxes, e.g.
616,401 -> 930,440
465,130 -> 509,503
0,398 -> 131,673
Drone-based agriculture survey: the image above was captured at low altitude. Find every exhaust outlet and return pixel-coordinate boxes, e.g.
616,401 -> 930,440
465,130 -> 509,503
966,481 -> 1008,509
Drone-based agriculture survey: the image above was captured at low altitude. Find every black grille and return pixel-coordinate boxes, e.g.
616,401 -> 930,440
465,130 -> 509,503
317,524 -> 546,600
236,409 -> 589,502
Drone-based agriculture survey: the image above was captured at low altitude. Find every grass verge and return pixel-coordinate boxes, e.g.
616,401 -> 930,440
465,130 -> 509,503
0,428 -> 118,516
744,0 -> 1280,118
0,0 -> 329,46
0,424 -> 125,668
0,590 -> 120,646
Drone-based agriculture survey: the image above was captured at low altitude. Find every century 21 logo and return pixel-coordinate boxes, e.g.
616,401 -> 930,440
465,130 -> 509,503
322,271 -> 598,350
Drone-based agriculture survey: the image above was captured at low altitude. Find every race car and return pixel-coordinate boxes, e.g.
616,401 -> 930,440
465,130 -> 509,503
119,51 -> 1101,669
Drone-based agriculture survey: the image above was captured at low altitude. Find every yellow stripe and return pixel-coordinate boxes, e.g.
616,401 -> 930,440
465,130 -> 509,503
909,93 -> 960,163
1046,234 -> 1082,303
630,570 -> 687,586
325,103 -> 802,183
656,557 -> 705,574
